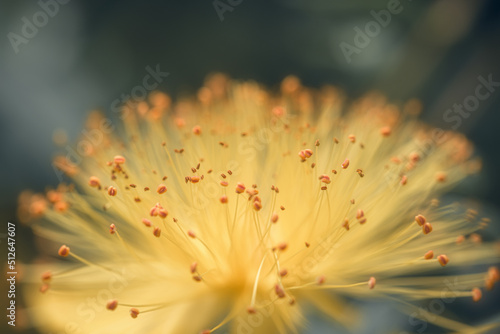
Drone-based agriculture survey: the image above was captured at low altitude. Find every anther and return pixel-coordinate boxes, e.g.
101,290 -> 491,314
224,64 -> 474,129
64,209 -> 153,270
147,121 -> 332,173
356,169 -> 364,177
278,242 -> 288,251
317,275 -> 326,285
437,254 -> 449,267
41,271 -> 52,282
220,195 -> 228,204
304,149 -> 313,158
280,269 -> 288,277
409,152 -> 420,163
320,175 -> 331,184
235,182 -> 246,194
196,163 -> 201,170
333,137 -> 339,144
424,250 -> 434,260
114,155 -> 126,165
280,205 -> 285,210
246,306 -> 256,314
298,150 -> 306,162
415,214 -> 426,226
275,284 -> 286,298
400,175 -> 408,185
305,242 -> 310,247
153,227 -> 161,237
227,170 -> 232,175
190,176 -> 200,183
271,213 -> 279,223
436,172 -> 447,182
58,245 -> 70,257
106,299 -> 118,311
341,159 -> 349,169
109,224 -> 116,234
380,126 -> 391,136
348,134 -> 356,143
220,181 -> 228,187
422,222 -> 433,235
368,277 -> 376,289
192,125 -> 202,135
88,176 -> 101,188
107,186 -> 117,196
342,219 -> 349,231
332,169 -> 337,174
142,218 -> 152,227
40,284 -> 50,293
188,230 -> 196,238
190,262 -> 198,274
162,176 -> 168,181
157,184 -> 167,194
472,288 -> 482,302
191,167 -> 197,173
470,233 -> 482,244
193,275 -> 202,282
356,209 -> 364,219
129,308 -> 139,318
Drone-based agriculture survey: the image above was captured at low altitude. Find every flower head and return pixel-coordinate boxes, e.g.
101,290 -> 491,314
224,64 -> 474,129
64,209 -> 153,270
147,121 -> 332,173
20,74 -> 499,333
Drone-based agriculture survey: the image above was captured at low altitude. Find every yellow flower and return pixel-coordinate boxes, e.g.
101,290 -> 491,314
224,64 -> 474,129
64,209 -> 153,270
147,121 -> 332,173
21,74 -> 499,333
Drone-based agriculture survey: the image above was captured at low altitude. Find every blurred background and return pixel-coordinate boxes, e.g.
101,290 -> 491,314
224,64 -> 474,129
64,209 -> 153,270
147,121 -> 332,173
0,0 -> 499,333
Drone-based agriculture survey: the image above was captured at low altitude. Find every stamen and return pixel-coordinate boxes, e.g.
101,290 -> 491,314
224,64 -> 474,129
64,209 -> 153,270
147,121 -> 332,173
437,254 -> 449,267
422,223 -> 433,235
235,183 -> 246,194
424,250 -> 434,260
130,308 -> 140,318
380,126 -> 391,136
41,271 -> 52,282
58,245 -> 70,257
275,284 -> 286,298
190,262 -> 198,274
368,277 -> 376,289
106,299 -> 118,311
153,227 -> 161,237
114,156 -> 126,164
220,195 -> 228,204
192,125 -> 202,135
341,159 -> 350,169
415,214 -> 426,226
471,288 -> 482,302
88,176 -> 101,188
157,184 -> 167,194
109,224 -> 116,234
107,186 -> 117,196
142,218 -> 152,227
